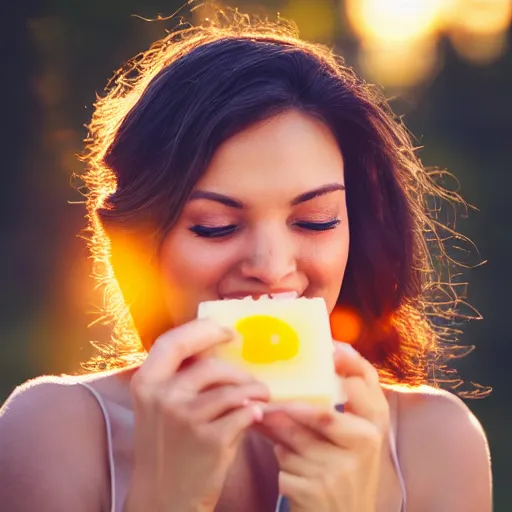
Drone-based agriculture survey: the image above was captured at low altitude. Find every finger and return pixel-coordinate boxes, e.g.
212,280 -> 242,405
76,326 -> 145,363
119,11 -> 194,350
264,403 -> 336,445
344,376 -> 389,428
258,409 -> 322,453
134,319 -> 235,384
188,381 -> 270,422
172,357 -> 259,393
268,404 -> 382,449
333,343 -> 380,386
274,443 -> 321,478
278,471 -> 313,506
209,402 -> 264,447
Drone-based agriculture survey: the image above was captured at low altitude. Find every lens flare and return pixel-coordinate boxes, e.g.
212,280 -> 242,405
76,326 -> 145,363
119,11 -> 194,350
444,0 -> 512,64
329,306 -> 364,344
346,0 -> 444,43
444,0 -> 512,35
359,38 -> 439,88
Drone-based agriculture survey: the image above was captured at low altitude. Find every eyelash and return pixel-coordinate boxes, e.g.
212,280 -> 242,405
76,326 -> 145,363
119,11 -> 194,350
189,219 -> 341,238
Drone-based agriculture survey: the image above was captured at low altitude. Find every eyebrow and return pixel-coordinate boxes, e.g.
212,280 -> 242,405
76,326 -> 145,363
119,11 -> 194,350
291,182 -> 346,206
188,182 -> 345,209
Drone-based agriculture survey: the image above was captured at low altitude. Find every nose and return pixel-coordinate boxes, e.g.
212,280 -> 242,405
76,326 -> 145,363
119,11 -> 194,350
239,222 -> 297,285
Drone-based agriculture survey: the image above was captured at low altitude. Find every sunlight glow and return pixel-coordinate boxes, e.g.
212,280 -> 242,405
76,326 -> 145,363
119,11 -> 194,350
345,0 -> 512,86
346,0 -> 444,43
330,306 -> 364,344
359,38 -> 439,87
445,0 -> 512,64
444,0 -> 512,35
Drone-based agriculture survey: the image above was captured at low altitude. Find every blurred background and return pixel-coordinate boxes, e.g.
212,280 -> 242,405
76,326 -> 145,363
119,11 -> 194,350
2,0 -> 511,508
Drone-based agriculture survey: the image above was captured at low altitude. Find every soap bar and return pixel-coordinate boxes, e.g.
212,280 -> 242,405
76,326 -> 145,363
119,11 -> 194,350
197,295 -> 345,407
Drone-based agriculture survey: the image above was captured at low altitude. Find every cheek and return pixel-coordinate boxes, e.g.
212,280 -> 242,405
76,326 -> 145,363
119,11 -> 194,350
159,231 -> 236,291
158,232 -> 240,325
305,225 -> 349,307
310,223 -> 349,271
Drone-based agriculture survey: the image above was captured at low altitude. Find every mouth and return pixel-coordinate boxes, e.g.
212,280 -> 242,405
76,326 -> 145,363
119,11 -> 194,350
221,291 -> 301,301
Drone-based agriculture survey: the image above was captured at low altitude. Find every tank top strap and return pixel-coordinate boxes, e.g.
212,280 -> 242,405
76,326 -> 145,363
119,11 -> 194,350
388,390 -> 407,511
74,381 -> 117,512
275,493 -> 289,512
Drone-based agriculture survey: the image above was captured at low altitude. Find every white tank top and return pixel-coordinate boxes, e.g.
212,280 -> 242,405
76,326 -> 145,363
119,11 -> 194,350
76,380 -> 406,512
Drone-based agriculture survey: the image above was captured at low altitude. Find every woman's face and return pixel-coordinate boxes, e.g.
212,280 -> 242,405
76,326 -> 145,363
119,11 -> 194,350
159,110 -> 349,326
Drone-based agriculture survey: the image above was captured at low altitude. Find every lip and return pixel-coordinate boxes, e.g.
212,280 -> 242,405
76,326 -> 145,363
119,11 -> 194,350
221,290 -> 301,300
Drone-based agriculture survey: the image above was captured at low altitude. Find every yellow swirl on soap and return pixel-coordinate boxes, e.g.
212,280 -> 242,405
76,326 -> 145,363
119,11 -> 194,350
235,315 -> 299,364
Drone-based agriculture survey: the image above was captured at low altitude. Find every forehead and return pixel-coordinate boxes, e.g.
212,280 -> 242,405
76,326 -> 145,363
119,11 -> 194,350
195,110 -> 345,199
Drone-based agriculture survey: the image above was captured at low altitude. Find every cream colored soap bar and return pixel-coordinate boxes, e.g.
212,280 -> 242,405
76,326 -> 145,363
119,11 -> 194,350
197,295 -> 345,407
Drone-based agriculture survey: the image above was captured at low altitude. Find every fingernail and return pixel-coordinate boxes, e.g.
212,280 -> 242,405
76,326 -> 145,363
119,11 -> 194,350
220,326 -> 237,339
251,404 -> 264,422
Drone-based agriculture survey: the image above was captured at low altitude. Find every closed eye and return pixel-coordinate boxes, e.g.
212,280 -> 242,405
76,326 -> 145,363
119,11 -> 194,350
295,219 -> 341,231
189,224 -> 238,238
189,219 -> 340,239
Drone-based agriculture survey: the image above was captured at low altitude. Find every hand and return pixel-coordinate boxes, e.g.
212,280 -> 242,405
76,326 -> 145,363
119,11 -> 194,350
124,319 -> 270,512
256,343 -> 389,512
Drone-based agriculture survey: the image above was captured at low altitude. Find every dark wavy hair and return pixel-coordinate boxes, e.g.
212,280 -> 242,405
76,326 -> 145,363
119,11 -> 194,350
80,13 -> 474,388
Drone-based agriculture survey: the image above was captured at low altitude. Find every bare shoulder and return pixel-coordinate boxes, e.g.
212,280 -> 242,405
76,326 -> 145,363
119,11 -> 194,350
388,385 -> 492,512
0,375 -> 111,512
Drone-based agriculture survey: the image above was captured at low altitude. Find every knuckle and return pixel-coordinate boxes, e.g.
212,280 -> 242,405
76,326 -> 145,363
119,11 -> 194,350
366,364 -> 381,384
201,357 -> 221,375
129,374 -> 154,403
213,385 -> 238,404
172,338 -> 189,361
158,384 -> 194,415
287,423 -> 306,446
159,393 -> 180,415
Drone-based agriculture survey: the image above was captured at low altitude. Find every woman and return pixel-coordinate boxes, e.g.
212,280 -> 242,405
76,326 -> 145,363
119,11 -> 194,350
0,14 -> 491,512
